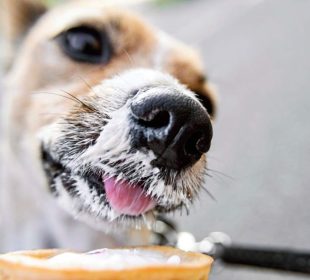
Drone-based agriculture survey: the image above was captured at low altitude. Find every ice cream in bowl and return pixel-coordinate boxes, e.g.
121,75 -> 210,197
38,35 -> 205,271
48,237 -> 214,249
0,246 -> 213,280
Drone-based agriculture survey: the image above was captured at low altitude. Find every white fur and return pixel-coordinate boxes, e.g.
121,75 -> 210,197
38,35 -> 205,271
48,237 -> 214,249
42,69 -> 206,228
1,68 -> 207,252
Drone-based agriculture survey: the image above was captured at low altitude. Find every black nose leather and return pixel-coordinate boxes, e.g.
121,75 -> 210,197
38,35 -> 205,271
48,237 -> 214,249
130,88 -> 213,170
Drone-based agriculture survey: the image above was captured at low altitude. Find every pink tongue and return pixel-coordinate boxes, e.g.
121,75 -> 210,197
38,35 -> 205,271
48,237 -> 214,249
103,177 -> 156,216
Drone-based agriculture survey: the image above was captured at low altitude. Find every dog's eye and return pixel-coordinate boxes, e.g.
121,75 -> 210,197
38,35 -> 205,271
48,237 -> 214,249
57,26 -> 112,64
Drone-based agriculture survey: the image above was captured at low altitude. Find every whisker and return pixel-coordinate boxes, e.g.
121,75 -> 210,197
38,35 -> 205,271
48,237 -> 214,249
122,49 -> 135,66
60,90 -> 96,112
76,75 -> 98,96
200,185 -> 217,201
203,169 -> 217,179
207,168 -> 235,180
207,154 -> 225,163
184,203 -> 190,216
203,169 -> 233,188
33,91 -> 80,104
38,113 -> 68,116
54,122 -> 69,126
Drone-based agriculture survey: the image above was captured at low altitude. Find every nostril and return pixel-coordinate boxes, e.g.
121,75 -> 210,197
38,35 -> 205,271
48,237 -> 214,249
196,136 -> 210,153
184,132 -> 209,156
137,110 -> 170,129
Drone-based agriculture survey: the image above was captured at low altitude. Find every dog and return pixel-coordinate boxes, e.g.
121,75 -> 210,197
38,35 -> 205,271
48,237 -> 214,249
0,0 -> 217,252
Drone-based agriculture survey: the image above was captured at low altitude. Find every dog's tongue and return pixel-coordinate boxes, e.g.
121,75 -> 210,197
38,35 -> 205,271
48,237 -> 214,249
103,177 -> 156,216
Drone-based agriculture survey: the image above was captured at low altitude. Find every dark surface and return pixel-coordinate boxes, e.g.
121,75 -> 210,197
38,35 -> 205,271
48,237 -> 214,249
138,0 -> 310,279
220,244 -> 310,274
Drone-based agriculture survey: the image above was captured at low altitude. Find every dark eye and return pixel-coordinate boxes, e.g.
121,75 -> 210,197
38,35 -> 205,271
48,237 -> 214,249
57,26 -> 112,64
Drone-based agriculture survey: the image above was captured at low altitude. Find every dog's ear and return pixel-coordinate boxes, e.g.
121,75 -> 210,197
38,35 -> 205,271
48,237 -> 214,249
2,0 -> 47,43
1,0 -> 47,69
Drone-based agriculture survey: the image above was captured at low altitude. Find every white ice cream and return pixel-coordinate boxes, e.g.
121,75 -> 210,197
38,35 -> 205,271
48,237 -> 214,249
1,249 -> 181,270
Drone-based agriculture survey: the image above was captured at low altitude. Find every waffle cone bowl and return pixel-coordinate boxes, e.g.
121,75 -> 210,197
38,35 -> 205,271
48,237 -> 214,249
0,246 -> 213,280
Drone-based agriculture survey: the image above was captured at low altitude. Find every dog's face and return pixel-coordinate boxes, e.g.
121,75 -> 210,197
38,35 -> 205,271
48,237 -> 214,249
3,0 -> 216,230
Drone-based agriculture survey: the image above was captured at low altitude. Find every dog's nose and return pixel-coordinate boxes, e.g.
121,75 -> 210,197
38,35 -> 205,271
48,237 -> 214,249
130,88 -> 213,169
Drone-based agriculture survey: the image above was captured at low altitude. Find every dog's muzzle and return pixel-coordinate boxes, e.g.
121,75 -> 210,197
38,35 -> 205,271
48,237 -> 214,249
129,87 -> 213,170
40,69 -> 213,225
103,88 -> 213,217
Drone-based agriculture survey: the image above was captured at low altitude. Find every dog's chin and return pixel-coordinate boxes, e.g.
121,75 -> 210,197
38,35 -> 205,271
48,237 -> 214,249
41,148 -> 187,230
